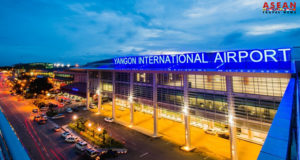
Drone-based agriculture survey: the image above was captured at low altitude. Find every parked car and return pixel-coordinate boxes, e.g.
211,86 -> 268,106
32,109 -> 38,113
38,119 -> 47,124
104,117 -> 114,123
218,133 -> 229,139
53,126 -> 61,132
89,104 -> 97,109
101,150 -> 118,159
61,131 -> 70,138
65,136 -> 79,143
82,107 -> 88,111
33,115 -> 41,122
84,148 -> 100,159
66,108 -> 73,113
51,114 -> 65,120
73,107 -> 79,112
75,141 -> 87,152
111,148 -> 128,154
40,107 -> 48,111
41,115 -> 48,121
205,129 -> 216,135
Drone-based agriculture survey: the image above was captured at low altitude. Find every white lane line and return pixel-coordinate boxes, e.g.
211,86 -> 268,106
139,152 -> 149,158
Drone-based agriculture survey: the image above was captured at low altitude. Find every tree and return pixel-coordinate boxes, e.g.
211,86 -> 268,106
77,117 -> 87,131
28,77 -> 53,95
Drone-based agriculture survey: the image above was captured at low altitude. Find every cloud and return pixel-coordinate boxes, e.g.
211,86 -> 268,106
0,0 -> 299,66
246,24 -> 300,35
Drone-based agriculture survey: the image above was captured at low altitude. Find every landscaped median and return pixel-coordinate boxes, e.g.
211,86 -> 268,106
68,116 -> 124,149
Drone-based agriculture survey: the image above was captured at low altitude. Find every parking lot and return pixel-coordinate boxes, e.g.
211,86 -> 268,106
0,83 -> 212,160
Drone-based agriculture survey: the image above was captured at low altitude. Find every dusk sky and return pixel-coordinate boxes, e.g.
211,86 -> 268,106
0,0 -> 299,66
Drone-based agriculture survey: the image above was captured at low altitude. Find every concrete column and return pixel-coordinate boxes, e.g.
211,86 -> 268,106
129,72 -> 134,125
153,73 -> 158,137
226,76 -> 238,160
97,71 -> 102,113
183,74 -> 191,149
86,71 -> 90,110
248,128 -> 253,139
112,71 -> 116,119
209,121 -> 214,129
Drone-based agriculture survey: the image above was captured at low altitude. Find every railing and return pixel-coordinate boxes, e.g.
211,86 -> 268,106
258,78 -> 297,159
0,107 -> 30,160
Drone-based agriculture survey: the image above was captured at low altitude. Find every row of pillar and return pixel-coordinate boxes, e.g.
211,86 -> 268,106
86,71 -> 237,159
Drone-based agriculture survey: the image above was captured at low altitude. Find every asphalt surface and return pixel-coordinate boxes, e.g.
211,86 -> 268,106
0,74 -> 213,160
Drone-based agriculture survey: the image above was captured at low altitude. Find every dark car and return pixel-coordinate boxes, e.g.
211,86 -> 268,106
53,126 -> 61,132
73,107 -> 79,112
34,115 -> 41,122
218,133 -> 229,139
38,119 -> 47,125
84,148 -> 100,159
101,150 -> 118,159
32,109 -> 38,113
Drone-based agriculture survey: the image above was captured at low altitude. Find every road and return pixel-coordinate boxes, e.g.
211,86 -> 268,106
0,73 -> 213,160
0,76 -> 81,160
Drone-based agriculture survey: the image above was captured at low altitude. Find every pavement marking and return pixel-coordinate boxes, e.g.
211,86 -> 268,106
139,152 -> 149,158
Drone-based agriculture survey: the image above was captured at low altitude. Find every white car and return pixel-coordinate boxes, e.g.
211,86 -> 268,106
65,136 -> 79,143
61,131 -> 71,138
205,129 -> 216,135
104,117 -> 114,123
75,141 -> 87,151
66,108 -> 73,113
111,148 -> 128,154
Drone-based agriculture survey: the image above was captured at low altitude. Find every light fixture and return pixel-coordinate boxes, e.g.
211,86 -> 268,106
73,115 -> 78,120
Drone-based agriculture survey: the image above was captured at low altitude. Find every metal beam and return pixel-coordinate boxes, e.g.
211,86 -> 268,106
129,72 -> 134,125
153,73 -> 158,137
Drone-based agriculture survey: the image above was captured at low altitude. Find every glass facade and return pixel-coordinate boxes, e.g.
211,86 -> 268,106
188,74 -> 226,91
232,76 -> 289,97
93,71 -> 290,143
158,73 -> 183,87
134,73 -> 153,84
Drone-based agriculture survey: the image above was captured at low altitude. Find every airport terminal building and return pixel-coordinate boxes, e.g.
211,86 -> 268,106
73,48 -> 298,159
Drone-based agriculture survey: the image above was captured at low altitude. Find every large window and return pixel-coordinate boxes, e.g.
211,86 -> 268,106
188,74 -> 226,91
116,72 -> 130,82
133,85 -> 153,100
115,83 -> 129,96
188,92 -> 228,113
102,82 -> 113,92
101,71 -> 112,80
158,73 -> 183,87
157,88 -> 183,106
232,77 -> 289,96
234,97 -> 279,123
134,73 -> 153,84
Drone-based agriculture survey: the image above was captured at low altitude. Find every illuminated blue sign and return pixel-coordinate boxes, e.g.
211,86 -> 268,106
113,48 -> 292,73
72,88 -> 79,92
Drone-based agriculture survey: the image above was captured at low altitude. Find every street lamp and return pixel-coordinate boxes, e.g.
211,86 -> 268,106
88,123 -> 92,127
73,115 -> 78,128
73,115 -> 78,120
97,127 -> 102,132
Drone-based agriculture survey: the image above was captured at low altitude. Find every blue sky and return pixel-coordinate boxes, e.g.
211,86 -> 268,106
0,0 -> 299,66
